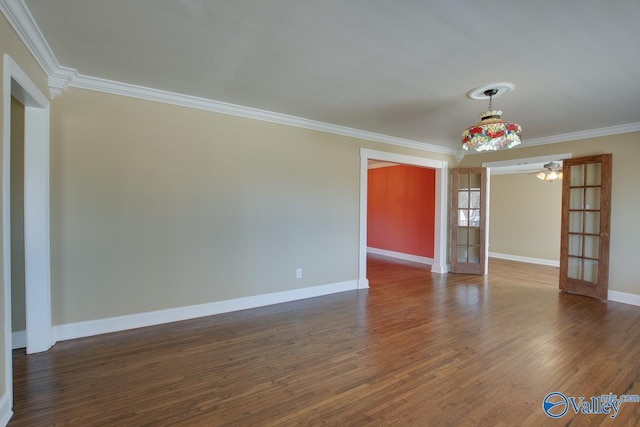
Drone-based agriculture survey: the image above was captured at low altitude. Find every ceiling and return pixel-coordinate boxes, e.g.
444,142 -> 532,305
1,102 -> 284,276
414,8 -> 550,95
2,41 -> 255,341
15,0 -> 640,152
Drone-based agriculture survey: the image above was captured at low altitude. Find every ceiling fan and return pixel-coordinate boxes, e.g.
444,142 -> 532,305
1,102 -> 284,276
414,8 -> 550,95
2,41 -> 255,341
531,162 -> 563,181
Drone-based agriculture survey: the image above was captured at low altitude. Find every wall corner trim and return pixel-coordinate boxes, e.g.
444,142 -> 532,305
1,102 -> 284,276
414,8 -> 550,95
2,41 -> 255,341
52,280 -> 358,342
0,392 -> 12,427
431,264 -> 450,274
48,66 -> 78,98
357,278 -> 370,289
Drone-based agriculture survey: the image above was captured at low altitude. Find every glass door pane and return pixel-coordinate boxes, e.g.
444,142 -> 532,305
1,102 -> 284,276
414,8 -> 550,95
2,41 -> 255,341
584,212 -> 600,234
569,212 -> 582,233
452,168 -> 486,275
560,154 -> 612,299
586,163 -> 601,185
568,257 -> 582,279
570,165 -> 584,186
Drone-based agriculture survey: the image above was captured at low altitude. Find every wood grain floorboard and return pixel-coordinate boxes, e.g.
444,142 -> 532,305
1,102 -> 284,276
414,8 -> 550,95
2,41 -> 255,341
9,255 -> 640,426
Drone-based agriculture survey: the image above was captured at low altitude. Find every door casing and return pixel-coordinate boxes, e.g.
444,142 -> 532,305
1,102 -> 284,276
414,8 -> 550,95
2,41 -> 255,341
2,54 -> 53,418
559,154 -> 612,299
359,148 -> 449,287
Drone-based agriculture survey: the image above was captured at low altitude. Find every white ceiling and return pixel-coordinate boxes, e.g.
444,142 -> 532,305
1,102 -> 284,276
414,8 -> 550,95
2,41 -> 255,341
17,0 -> 640,151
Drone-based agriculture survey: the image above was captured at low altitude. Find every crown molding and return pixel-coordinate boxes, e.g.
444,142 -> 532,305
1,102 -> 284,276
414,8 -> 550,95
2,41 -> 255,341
48,65 -> 77,98
70,74 -> 457,155
5,0 -> 637,157
1,0 -> 457,155
521,122 -> 640,148
0,0 -> 74,98
0,0 -> 55,73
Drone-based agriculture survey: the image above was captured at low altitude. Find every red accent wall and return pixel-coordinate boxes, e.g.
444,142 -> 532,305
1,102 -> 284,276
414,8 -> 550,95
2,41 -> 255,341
367,165 -> 435,258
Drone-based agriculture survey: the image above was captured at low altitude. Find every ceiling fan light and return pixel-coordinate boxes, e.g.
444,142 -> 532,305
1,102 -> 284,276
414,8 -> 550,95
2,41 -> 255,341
535,163 -> 563,182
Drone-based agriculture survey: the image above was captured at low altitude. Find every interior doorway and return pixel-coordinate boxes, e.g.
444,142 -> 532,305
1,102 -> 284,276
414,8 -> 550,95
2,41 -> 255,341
9,96 -> 26,350
367,161 -> 436,266
2,54 -> 53,417
358,148 -> 449,289
482,154 -> 572,269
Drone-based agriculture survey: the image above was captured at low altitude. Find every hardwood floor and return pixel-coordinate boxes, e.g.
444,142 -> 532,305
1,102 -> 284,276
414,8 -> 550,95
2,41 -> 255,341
9,256 -> 640,426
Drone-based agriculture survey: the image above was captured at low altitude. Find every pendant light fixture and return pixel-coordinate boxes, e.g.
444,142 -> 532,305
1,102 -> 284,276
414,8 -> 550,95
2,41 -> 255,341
462,83 -> 522,152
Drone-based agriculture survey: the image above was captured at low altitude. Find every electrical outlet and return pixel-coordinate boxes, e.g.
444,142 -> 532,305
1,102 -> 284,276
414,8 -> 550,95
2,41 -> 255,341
296,268 -> 302,279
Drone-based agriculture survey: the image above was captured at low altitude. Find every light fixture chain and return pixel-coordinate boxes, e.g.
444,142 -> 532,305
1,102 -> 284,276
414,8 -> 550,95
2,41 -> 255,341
483,88 -> 498,111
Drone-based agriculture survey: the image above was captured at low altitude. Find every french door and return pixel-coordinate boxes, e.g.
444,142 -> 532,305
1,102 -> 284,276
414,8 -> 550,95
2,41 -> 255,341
451,168 -> 487,275
559,154 -> 612,299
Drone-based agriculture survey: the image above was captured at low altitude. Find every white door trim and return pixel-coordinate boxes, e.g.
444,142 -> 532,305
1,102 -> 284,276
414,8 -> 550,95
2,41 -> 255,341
2,54 -> 52,423
359,148 -> 449,288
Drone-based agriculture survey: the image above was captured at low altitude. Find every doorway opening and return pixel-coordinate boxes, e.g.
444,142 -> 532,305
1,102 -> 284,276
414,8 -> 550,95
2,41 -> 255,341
367,161 -> 436,266
9,96 -> 26,350
358,148 -> 449,288
2,54 -> 53,418
482,154 -> 571,270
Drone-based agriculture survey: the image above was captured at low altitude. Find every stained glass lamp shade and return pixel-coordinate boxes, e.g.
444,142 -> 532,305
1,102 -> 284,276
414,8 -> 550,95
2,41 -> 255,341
462,87 -> 522,152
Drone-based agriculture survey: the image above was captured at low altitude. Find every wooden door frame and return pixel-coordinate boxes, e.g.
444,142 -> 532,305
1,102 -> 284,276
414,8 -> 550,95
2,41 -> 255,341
559,154 -> 612,299
451,168 -> 487,275
359,148 -> 449,287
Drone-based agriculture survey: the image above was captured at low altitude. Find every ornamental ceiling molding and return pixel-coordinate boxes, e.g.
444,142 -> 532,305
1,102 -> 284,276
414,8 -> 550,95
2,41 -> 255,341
0,0 -> 75,96
1,0 -> 639,157
516,122 -> 640,148
0,0 -> 458,155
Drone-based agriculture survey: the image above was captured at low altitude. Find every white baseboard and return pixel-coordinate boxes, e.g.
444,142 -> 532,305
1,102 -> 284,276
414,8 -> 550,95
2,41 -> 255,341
367,247 -> 433,265
53,279 -> 358,342
608,290 -> 640,307
489,253 -> 639,306
357,278 -> 370,289
12,330 -> 26,350
0,392 -> 12,427
489,252 -> 559,267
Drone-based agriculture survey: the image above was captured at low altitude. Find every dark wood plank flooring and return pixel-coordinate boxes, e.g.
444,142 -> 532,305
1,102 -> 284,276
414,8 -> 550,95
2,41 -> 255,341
9,256 -> 640,426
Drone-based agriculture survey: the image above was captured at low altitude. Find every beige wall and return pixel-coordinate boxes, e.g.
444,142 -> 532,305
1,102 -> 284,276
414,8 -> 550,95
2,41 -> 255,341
489,173 -> 561,261
50,87 -> 454,324
3,8 -> 638,415
10,97 -> 25,332
460,132 -> 640,294
0,12 -> 49,402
